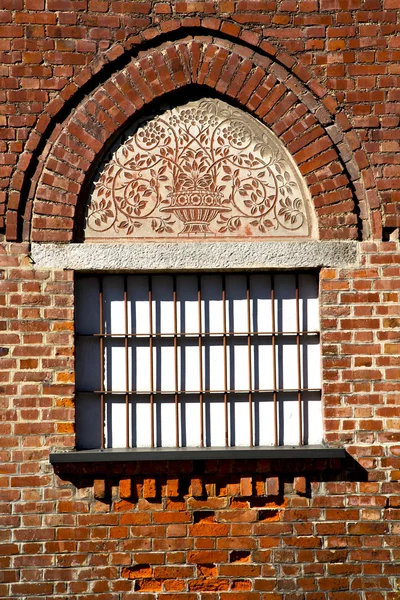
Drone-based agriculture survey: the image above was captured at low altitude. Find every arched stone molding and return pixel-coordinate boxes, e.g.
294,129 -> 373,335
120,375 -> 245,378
7,35 -> 376,242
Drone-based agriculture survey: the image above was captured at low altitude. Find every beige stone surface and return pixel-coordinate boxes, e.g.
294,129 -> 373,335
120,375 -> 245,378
31,241 -> 359,271
85,99 -> 313,241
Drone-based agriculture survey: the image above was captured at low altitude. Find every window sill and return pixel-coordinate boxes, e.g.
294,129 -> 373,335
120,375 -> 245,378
49,445 -> 346,464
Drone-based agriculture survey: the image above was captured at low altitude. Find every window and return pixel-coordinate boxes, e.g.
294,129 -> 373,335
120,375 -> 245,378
75,272 -> 322,451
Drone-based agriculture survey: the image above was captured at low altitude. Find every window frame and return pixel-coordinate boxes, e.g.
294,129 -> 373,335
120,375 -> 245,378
39,239 -> 357,465
73,269 -> 325,454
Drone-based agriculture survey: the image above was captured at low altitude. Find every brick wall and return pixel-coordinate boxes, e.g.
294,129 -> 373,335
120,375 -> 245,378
15,35 -> 369,243
1,2 -> 400,597
1,0 -> 399,240
1,242 -> 400,598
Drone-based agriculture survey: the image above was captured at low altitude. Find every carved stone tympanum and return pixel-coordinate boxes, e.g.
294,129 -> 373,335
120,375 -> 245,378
85,99 -> 313,240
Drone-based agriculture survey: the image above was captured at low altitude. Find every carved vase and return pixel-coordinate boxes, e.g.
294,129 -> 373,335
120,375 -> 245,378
162,190 -> 226,235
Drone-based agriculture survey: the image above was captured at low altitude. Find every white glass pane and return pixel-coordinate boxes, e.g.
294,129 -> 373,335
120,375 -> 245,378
105,395 -> 127,448
303,392 -> 323,445
154,341 -> 175,392
303,338 -> 321,389
253,340 -> 275,390
154,396 -> 176,448
230,395 -> 251,447
228,340 -> 250,391
204,395 -> 226,447
180,395 -> 202,447
226,274 -> 248,333
103,276 -> 125,334
153,276 -> 174,334
300,273 -> 319,331
251,274 -> 272,333
202,275 -> 224,334
203,341 -> 225,392
279,393 -> 299,445
253,394 -> 275,446
177,275 -> 198,334
131,397 -> 152,448
180,341 -> 200,392
131,340 -> 151,392
278,337 -> 299,389
275,274 -> 297,333
128,275 -> 150,335
104,340 -> 126,392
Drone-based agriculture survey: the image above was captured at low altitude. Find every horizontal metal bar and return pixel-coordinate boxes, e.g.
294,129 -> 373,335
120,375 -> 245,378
77,388 -> 321,395
77,331 -> 320,338
50,445 -> 347,464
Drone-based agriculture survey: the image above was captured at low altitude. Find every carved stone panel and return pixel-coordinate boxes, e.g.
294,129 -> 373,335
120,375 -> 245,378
85,99 -> 313,241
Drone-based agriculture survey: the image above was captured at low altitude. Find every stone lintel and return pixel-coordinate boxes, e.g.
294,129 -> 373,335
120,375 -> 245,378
31,241 -> 359,271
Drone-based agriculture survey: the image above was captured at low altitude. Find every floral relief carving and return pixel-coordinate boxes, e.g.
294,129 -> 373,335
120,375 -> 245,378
85,99 -> 312,240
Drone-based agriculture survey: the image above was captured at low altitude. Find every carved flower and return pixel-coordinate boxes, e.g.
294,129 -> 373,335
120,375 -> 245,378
178,108 -> 208,126
222,122 -> 251,146
137,121 -> 166,145
169,109 -> 217,131
168,114 -> 179,127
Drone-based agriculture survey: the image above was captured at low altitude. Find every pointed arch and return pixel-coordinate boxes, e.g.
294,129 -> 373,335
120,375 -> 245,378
7,35 -> 376,242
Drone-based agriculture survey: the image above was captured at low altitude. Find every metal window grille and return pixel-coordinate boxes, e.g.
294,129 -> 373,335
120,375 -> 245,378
75,272 -> 322,450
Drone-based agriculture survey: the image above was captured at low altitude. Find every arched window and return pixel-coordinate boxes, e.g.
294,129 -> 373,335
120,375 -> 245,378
73,98 -> 323,452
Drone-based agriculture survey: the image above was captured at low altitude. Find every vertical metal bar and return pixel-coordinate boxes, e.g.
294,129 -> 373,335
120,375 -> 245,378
173,275 -> 179,448
222,275 -> 228,447
246,274 -> 253,447
198,275 -> 204,447
295,274 -> 303,445
271,274 -> 278,446
148,276 -> 155,448
124,275 -> 129,449
99,277 -> 105,449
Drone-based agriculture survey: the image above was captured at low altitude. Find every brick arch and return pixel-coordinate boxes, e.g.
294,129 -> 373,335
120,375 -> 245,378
7,24 -> 316,225
19,37 -> 374,243
7,25 -> 306,242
